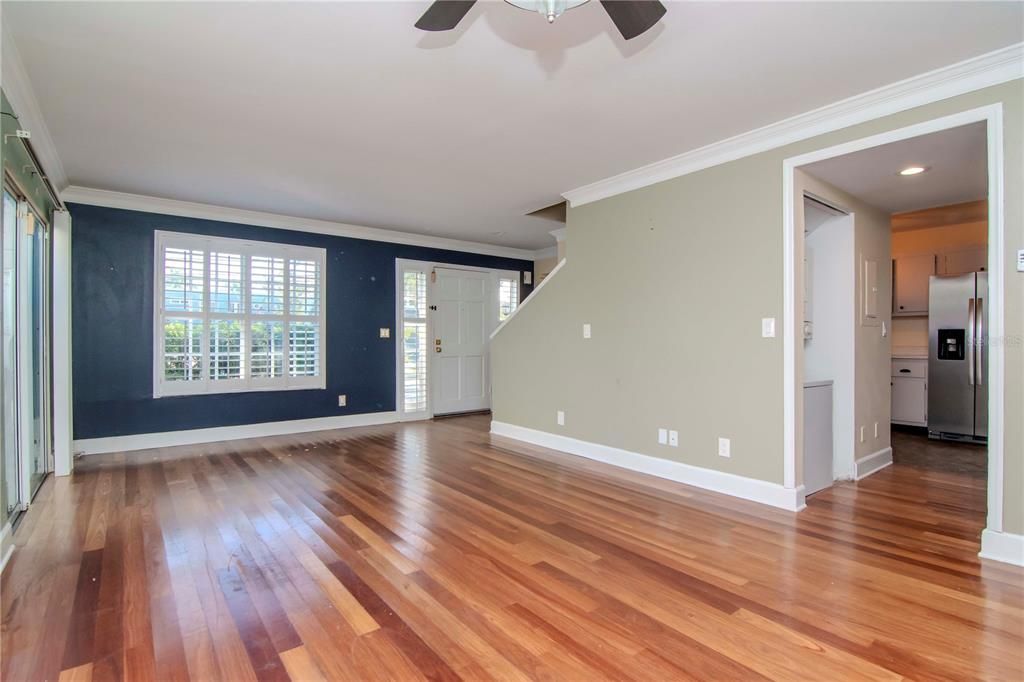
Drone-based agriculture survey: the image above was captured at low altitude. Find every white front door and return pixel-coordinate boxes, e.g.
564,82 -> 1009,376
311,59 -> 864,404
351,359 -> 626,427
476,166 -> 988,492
432,267 -> 489,415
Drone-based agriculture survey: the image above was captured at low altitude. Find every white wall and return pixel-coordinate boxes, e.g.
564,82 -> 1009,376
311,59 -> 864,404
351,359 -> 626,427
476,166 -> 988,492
804,210 -> 856,478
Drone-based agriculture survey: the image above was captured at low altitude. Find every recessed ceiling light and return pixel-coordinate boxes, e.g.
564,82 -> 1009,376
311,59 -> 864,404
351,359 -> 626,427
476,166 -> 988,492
899,166 -> 928,176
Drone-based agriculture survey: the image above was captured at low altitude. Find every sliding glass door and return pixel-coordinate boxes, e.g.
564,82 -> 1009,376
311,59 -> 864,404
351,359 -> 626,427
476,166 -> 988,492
1,180 -> 53,528
1,188 -> 18,525
25,205 -> 51,496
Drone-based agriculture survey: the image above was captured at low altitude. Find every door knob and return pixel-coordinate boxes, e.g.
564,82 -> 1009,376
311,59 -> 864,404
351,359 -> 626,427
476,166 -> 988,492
435,347 -> 441,353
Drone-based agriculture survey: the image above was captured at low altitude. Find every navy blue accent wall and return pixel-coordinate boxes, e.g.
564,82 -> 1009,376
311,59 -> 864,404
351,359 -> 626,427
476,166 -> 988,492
70,203 -> 533,439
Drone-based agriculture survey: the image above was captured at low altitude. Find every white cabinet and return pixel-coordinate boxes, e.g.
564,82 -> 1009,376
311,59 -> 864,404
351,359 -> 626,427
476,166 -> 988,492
940,247 -> 987,276
891,358 -> 927,427
804,382 -> 834,496
893,253 -> 935,316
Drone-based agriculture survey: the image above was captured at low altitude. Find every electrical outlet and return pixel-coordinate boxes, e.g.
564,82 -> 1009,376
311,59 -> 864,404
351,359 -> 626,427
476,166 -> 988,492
379,327 -> 391,339
718,437 -> 731,458
860,426 -> 865,443
668,430 -> 679,447
556,410 -> 565,426
873,422 -> 879,439
761,317 -> 776,338
658,428 -> 668,445
338,394 -> 347,407
583,323 -> 592,339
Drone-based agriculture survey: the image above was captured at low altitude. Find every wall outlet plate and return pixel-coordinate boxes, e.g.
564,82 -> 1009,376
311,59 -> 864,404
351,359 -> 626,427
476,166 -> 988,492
557,410 -> 565,426
583,323 -> 592,339
761,317 -> 776,338
524,271 -> 533,285
338,394 -> 347,407
658,428 -> 668,445
379,327 -> 391,339
668,430 -> 679,447
718,437 -> 731,457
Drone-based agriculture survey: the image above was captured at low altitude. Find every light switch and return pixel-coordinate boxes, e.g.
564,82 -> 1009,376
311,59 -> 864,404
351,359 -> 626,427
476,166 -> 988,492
658,428 -> 668,445
556,410 -> 565,426
338,394 -> 347,407
524,271 -> 533,285
583,323 -> 592,339
718,437 -> 731,458
761,318 -> 776,338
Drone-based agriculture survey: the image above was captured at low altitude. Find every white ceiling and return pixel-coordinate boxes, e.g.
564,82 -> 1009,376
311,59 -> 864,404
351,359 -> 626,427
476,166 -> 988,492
4,2 -> 1021,250
802,122 -> 988,215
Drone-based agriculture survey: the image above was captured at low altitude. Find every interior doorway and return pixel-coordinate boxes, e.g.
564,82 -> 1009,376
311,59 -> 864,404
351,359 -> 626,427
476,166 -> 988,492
801,195 -> 854,496
395,259 -> 521,421
783,107 -> 1002,548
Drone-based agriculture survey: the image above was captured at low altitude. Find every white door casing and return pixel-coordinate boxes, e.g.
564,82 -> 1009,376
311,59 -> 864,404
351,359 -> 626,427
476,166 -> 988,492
395,259 -> 522,421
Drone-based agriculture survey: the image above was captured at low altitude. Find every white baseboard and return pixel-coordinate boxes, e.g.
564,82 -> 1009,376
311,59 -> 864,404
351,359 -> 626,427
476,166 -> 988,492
490,421 -> 805,512
854,446 -> 893,480
0,520 -> 14,574
73,411 -> 400,455
979,529 -> 1024,567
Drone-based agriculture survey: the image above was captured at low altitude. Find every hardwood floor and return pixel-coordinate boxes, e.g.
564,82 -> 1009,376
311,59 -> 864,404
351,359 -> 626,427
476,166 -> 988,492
2,416 -> 1021,681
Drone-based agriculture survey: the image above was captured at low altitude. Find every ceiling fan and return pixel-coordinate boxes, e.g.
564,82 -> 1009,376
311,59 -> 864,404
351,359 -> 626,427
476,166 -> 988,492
415,0 -> 667,41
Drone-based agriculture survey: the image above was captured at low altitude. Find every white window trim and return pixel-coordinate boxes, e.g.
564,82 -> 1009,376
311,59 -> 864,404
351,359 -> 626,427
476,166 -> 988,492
153,230 -> 327,398
394,259 -> 521,422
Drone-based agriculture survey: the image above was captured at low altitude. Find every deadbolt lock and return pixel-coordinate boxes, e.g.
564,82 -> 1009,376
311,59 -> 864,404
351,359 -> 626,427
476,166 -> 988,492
435,347 -> 442,353
435,339 -> 441,345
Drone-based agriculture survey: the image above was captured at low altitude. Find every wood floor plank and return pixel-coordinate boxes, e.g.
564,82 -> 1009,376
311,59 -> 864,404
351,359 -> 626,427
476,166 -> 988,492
2,418 -> 1021,681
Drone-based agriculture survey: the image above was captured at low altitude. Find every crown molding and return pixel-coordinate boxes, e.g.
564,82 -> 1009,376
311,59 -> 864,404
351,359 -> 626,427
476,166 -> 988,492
563,42 -> 1024,208
1,23 -> 69,191
61,185 -> 544,261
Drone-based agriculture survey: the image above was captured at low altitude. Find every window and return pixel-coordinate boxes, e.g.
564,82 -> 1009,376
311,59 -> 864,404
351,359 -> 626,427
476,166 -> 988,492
154,231 -> 326,397
401,270 -> 428,414
498,277 -> 519,321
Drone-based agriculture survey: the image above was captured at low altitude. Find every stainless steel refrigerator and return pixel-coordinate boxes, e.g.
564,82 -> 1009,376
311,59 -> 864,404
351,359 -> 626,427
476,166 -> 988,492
928,272 -> 987,442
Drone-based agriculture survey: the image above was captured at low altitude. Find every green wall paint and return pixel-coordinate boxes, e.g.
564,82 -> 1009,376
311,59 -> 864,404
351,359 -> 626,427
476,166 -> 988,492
493,80 -> 1023,535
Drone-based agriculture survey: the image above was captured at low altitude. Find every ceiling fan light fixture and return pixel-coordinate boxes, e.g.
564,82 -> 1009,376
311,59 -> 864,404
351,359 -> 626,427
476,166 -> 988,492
505,0 -> 589,24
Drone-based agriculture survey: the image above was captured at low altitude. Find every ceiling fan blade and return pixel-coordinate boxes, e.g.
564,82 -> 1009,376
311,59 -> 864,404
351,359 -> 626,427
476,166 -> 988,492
599,0 -> 666,40
415,1 -> 477,31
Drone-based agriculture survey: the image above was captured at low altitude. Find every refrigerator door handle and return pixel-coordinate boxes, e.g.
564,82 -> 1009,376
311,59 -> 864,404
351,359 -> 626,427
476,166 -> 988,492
976,297 -> 983,386
967,298 -> 975,386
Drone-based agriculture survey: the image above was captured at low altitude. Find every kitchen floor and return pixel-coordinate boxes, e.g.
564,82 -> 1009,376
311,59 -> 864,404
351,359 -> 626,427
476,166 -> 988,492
891,426 -> 988,476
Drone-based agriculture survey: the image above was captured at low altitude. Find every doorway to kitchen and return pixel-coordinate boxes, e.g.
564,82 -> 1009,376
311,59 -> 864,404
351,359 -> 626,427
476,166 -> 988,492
783,106 -> 1003,556
395,259 -> 521,421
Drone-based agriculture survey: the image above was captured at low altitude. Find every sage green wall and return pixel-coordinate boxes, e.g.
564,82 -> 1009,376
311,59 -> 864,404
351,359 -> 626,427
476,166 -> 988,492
492,80 -> 1023,534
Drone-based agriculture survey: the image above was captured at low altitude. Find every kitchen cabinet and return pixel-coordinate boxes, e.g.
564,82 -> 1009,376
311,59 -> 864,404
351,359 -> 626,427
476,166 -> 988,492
892,247 -> 987,315
892,253 -> 935,315
939,246 -> 987,276
891,358 -> 927,427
